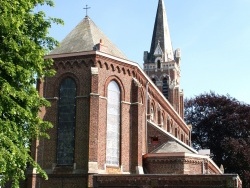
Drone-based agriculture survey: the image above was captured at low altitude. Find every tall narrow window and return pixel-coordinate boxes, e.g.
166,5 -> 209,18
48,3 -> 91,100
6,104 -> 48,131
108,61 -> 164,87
167,119 -> 170,132
150,107 -> 154,121
162,77 -> 168,99
175,128 -> 178,138
157,110 -> 161,125
157,60 -> 161,69
106,81 -> 120,166
57,78 -> 76,165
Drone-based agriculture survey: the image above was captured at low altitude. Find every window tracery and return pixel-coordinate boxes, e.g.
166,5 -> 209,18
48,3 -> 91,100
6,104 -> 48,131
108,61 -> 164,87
57,77 -> 76,165
106,81 -> 121,166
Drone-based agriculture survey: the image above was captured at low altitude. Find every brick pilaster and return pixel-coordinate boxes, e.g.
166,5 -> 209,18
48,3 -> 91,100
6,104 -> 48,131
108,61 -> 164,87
88,67 -> 100,173
130,78 -> 143,173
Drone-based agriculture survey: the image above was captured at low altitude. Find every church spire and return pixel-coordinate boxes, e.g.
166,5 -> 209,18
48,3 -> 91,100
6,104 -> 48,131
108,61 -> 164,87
147,0 -> 174,63
143,0 -> 183,118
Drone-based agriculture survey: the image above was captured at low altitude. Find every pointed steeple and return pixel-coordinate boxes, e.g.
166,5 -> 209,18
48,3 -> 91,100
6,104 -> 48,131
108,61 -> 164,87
143,0 -> 184,118
147,0 -> 174,63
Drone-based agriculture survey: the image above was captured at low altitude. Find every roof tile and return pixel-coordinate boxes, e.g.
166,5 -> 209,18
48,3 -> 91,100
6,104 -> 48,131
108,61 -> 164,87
50,16 -> 127,59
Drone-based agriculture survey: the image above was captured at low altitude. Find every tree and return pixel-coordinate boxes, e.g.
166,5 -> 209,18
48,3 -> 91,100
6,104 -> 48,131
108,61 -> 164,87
0,0 -> 62,187
185,92 -> 250,187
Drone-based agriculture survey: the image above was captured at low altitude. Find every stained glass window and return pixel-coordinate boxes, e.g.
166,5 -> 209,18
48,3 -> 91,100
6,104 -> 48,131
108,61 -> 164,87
57,78 -> 76,165
106,81 -> 120,166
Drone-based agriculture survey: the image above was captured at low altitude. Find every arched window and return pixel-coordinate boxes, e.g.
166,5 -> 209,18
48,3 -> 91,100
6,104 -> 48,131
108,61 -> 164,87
162,77 -> 168,99
157,110 -> 163,126
57,78 -> 76,165
106,81 -> 121,166
150,106 -> 154,121
161,114 -> 164,127
167,119 -> 170,132
157,60 -> 161,69
181,133 -> 184,142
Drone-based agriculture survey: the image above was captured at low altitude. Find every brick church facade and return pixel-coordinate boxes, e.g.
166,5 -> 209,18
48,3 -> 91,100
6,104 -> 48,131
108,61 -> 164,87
26,0 -> 241,187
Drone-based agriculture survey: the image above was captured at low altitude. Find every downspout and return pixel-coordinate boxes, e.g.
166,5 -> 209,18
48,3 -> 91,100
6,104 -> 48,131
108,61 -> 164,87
145,82 -> 149,153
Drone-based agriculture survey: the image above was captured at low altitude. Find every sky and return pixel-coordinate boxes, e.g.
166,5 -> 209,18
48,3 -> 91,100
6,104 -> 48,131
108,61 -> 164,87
41,0 -> 250,104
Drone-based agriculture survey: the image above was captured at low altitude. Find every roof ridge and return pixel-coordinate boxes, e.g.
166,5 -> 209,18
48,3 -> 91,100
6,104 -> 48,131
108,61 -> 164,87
50,16 -> 127,59
84,16 -> 95,50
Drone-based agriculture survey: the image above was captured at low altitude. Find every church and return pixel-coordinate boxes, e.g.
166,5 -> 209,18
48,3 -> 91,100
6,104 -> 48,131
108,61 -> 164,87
26,0 -> 242,187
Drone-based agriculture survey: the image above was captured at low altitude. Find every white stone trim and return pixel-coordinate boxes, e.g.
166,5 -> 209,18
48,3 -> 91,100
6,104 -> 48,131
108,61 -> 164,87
88,162 -> 99,173
136,166 -> 144,174
90,93 -> 100,96
91,67 -> 99,75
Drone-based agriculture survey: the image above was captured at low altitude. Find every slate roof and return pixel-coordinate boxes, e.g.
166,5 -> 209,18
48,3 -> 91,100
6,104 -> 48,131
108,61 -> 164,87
147,121 -> 197,154
151,141 -> 195,154
50,16 -> 127,59
148,0 -> 174,62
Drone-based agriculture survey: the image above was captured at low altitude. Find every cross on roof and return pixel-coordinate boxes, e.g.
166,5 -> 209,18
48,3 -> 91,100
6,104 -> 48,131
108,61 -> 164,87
83,5 -> 91,17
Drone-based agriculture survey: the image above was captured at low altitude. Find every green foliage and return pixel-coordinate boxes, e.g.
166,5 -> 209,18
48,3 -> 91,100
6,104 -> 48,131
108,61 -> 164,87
0,0 -> 63,187
185,92 -> 250,188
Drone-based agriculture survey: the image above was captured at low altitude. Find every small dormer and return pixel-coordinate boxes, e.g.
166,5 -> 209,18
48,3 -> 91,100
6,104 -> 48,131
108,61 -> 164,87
154,41 -> 163,58
154,41 -> 164,70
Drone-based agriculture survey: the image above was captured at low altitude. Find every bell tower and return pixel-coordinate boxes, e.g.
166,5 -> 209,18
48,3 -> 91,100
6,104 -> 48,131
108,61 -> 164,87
143,0 -> 184,118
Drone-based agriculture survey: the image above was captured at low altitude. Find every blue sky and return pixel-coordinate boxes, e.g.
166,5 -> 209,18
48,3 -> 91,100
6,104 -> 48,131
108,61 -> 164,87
41,0 -> 250,104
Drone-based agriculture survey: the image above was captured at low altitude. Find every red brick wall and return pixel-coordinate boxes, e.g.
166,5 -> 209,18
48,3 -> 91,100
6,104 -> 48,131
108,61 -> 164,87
28,56 -> 93,187
96,55 -> 147,173
93,174 -> 242,188
28,174 -> 88,188
144,158 -> 184,174
28,52 -> 194,187
143,156 -> 204,175
147,122 -> 173,153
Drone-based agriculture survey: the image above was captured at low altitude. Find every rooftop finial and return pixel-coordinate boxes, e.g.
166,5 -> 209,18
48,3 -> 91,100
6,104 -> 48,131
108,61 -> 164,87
83,5 -> 91,17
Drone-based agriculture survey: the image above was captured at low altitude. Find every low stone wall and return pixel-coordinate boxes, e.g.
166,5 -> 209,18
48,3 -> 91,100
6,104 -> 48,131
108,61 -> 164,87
93,174 -> 242,188
26,174 -> 88,188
